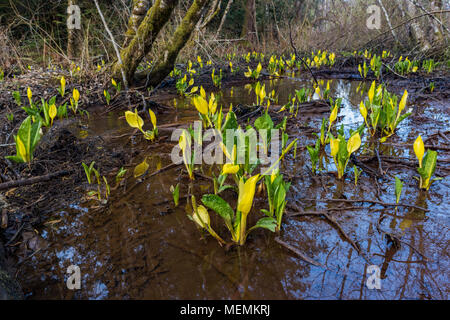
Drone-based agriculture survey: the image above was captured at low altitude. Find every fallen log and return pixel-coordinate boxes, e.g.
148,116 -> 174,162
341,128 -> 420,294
0,170 -> 72,191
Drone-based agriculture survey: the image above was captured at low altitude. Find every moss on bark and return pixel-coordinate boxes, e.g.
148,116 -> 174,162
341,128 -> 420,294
145,0 -> 211,87
112,0 -> 179,82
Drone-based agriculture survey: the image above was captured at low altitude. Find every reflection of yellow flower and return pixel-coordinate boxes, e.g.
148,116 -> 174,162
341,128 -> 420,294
237,175 -> 260,216
414,135 -> 425,168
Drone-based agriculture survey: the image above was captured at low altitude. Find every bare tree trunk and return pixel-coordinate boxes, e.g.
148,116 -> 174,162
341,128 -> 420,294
403,0 -> 432,50
144,0 -> 211,87
123,0 -> 152,48
67,0 -> 80,60
241,0 -> 258,46
198,0 -> 221,30
215,0 -> 234,38
376,0 -> 398,42
112,0 -> 179,82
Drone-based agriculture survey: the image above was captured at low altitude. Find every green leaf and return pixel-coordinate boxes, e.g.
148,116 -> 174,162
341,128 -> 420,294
249,217 -> 277,233
418,150 -> 437,181
254,113 -> 274,131
217,185 -> 234,194
201,194 -> 234,230
395,176 -> 403,204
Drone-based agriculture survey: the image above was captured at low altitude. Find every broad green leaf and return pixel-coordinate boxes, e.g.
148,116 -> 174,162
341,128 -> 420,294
249,217 -> 277,233
254,113 -> 274,131
201,194 -> 234,229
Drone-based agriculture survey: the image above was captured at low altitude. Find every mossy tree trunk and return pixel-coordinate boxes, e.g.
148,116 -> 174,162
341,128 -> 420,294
241,0 -> 258,46
123,0 -> 152,48
144,0 -> 211,87
112,0 -> 179,82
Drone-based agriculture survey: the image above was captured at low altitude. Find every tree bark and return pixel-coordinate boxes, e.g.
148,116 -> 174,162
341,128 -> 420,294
241,0 -> 258,46
403,0 -> 432,50
215,0 -> 234,38
67,0 -> 81,60
112,0 -> 179,82
144,0 -> 211,87
123,0 -> 152,48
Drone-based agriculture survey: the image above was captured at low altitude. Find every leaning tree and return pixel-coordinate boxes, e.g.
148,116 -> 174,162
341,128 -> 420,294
112,0 -> 212,87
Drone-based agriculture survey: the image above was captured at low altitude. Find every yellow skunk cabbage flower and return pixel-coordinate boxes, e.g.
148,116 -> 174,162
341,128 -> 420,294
359,101 -> 367,122
270,169 -> 278,183
330,138 -> 340,157
125,109 -> 144,130
111,78 -> 117,87
49,104 -> 57,126
149,109 -> 157,129
222,163 -> 239,175
368,81 -> 375,104
209,93 -> 217,114
193,205 -> 210,229
73,88 -> 80,103
60,76 -> 66,96
134,158 -> 149,178
398,90 -> 408,114
193,96 -> 208,115
200,86 -> 206,99
27,87 -> 32,104
237,174 -> 260,216
329,104 -> 338,124
179,130 -> 189,151
347,133 -> 361,155
256,63 -> 262,74
17,135 -> 27,162
414,135 -> 425,168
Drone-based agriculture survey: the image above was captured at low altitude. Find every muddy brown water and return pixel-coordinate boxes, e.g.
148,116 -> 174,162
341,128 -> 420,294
18,78 -> 449,299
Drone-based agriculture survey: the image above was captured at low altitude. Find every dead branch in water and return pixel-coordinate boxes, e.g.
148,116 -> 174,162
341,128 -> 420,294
0,170 -> 72,191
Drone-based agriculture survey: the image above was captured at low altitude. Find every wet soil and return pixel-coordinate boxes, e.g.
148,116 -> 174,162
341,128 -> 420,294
0,64 -> 449,299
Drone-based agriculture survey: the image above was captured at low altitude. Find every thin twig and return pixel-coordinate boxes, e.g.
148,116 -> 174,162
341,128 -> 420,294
93,0 -> 128,90
288,17 -> 318,86
274,237 -> 324,268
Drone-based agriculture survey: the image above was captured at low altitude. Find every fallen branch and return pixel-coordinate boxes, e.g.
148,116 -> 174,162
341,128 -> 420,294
287,203 -> 370,263
0,170 -> 72,191
299,198 -> 429,212
274,237 -> 324,268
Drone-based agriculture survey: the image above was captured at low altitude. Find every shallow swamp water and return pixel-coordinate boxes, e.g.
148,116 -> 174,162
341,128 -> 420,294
18,78 -> 449,299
